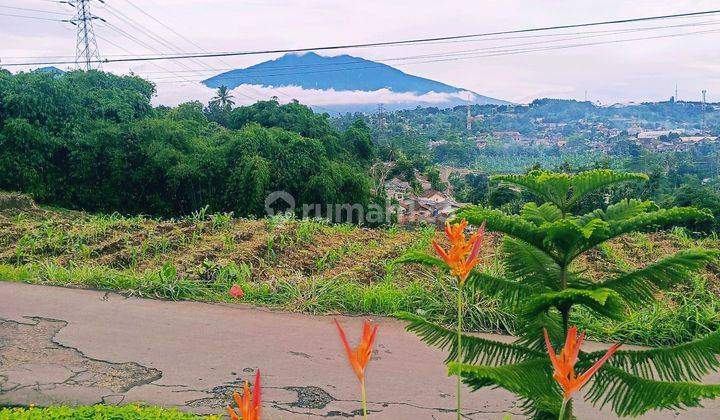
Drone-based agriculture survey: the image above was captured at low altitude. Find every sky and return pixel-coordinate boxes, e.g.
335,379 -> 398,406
2,0 -> 719,107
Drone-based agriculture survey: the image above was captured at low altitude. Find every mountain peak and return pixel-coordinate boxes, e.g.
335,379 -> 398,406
202,52 -> 508,111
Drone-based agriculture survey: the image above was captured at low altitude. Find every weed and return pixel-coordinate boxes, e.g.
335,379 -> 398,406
188,205 -> 210,224
573,274 -> 720,346
2,204 -> 719,347
0,404 -> 206,419
295,220 -> 323,243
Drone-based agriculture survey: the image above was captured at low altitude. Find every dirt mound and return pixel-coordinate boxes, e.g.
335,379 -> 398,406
1,204 -> 717,292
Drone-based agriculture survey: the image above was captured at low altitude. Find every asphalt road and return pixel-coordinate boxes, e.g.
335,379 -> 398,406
0,282 -> 718,419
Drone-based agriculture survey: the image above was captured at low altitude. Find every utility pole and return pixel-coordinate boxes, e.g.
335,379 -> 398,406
376,103 -> 386,135
466,103 -> 472,133
701,89 -> 707,132
466,93 -> 475,134
69,0 -> 104,71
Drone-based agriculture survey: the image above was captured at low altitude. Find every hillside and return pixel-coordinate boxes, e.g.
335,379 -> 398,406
1,194 -> 718,346
202,52 -> 508,111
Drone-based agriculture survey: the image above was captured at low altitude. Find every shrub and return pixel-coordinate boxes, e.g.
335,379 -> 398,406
0,405 -> 207,419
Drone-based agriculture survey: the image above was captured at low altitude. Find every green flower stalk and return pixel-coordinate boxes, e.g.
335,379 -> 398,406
433,219 -> 486,420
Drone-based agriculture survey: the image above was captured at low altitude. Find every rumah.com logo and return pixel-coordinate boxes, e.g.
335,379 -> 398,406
264,191 -> 449,224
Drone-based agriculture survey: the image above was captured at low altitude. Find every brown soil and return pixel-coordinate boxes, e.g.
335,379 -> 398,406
1,200 -> 718,288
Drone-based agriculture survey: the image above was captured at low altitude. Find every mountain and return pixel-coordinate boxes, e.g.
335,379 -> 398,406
34,66 -> 65,76
202,52 -> 508,112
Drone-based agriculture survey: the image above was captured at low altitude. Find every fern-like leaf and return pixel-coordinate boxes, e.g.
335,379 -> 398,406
587,366 -> 720,417
456,206 -> 548,255
580,198 -> 657,223
465,270 -> 538,307
520,202 -> 563,225
448,359 -> 561,416
394,312 -> 543,365
585,330 -> 720,382
392,251 -> 448,270
522,288 -> 626,321
574,207 -> 713,258
492,171 -> 571,210
600,248 -> 720,307
515,311 -> 565,351
502,237 -> 559,290
568,170 -> 648,208
544,217 -> 610,256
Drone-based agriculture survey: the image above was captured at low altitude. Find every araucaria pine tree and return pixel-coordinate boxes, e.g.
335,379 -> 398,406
396,170 -> 720,418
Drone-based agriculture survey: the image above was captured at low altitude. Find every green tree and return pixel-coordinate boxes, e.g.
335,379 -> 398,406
487,184 -> 521,209
450,173 -> 489,204
396,170 -> 720,418
226,155 -> 271,216
0,118 -> 58,201
210,85 -> 235,109
425,167 -> 446,191
664,183 -> 720,232
0,70 -> 375,221
344,119 -> 375,162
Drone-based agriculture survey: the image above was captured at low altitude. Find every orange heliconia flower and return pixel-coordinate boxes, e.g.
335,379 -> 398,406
227,369 -> 261,420
544,326 -> 620,402
335,319 -> 379,383
433,219 -> 486,284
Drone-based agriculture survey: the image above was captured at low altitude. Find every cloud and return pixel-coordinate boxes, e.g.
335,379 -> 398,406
153,82 -> 476,107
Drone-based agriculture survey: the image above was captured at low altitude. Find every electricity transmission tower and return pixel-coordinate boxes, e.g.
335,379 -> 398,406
377,103 -> 387,133
69,0 -> 104,70
701,89 -> 707,132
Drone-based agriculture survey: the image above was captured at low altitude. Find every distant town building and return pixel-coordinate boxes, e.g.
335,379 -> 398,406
385,178 -> 411,201
680,135 -> 718,144
385,176 -> 466,225
637,130 -> 683,142
493,131 -> 522,142
428,140 -> 448,148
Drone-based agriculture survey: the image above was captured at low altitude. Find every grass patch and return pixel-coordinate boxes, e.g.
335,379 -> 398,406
0,261 -> 512,333
573,275 -> 720,346
0,405 -> 212,419
2,203 -> 719,347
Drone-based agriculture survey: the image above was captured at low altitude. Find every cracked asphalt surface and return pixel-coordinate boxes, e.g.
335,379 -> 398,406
1,282 -> 719,419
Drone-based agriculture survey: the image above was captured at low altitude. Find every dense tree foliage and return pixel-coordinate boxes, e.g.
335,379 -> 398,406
332,98 -> 720,176
0,70 -> 376,219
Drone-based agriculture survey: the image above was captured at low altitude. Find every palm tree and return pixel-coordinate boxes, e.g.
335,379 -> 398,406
396,169 -> 720,419
211,85 -> 235,109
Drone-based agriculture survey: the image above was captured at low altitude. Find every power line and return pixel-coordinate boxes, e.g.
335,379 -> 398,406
95,33 -> 207,87
122,0 -> 289,103
137,19 -> 720,79
0,12 -> 65,21
118,0 -> 305,105
4,17 -> 717,61
122,0 -> 213,59
148,27 -> 720,84
4,8 -> 720,67
99,2 -> 211,72
98,2 -> 259,92
99,21 -> 196,83
0,5 -> 69,15
90,0 -> 261,100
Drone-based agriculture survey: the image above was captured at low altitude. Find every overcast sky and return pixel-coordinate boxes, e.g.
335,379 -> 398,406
2,0 -> 719,106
